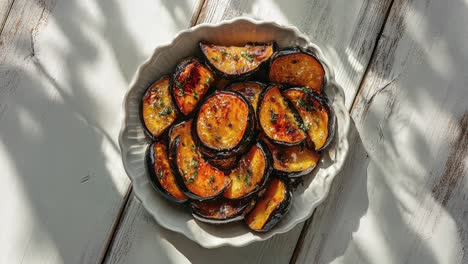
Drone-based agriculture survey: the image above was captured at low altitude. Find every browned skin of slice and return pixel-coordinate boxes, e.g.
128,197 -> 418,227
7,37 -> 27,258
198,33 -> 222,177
229,82 -> 265,115
264,139 -> 319,173
169,120 -> 192,145
283,89 -> 329,150
142,76 -> 177,138
223,144 -> 266,199
245,178 -> 286,231
191,198 -> 250,220
196,92 -> 249,150
269,53 -> 324,94
175,129 -> 231,198
173,59 -> 214,115
152,141 -> 187,200
258,85 -> 306,144
201,43 -> 274,76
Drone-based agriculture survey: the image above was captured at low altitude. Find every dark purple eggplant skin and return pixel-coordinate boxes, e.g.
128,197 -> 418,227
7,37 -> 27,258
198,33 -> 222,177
168,136 -> 228,201
170,57 -> 215,117
268,46 -> 327,93
249,177 -> 293,232
256,83 -> 306,147
206,156 -> 240,174
308,91 -> 335,151
199,42 -> 278,80
238,140 -> 274,200
192,90 -> 256,159
190,197 -> 254,224
282,87 -> 335,151
261,137 -> 317,178
140,75 -> 178,141
145,142 -> 188,204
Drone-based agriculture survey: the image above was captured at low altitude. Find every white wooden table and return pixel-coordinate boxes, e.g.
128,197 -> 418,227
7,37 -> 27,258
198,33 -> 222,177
1,0 -> 466,263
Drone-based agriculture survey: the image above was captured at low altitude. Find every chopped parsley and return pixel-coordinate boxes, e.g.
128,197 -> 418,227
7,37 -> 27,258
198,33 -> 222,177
209,175 -> 215,183
244,168 -> 252,185
174,80 -> 185,96
191,144 -> 198,150
233,54 -> 240,61
211,56 -> 219,62
295,99 -> 306,108
221,49 -> 230,57
157,170 -> 164,180
270,108 -> 278,122
205,76 -> 212,84
158,106 -> 173,116
186,177 -> 195,183
193,91 -> 198,100
299,122 -> 311,131
152,98 -> 163,108
240,51 -> 254,63
189,159 -> 199,168
313,116 -> 320,125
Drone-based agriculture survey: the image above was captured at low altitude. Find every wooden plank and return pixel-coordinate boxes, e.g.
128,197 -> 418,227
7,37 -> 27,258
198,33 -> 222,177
0,0 -> 201,263
0,0 -> 14,35
294,0 -> 468,263
105,194 -> 303,264
104,0 -> 393,263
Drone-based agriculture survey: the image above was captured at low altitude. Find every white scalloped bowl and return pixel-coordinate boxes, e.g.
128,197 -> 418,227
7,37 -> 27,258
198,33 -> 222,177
119,17 -> 350,248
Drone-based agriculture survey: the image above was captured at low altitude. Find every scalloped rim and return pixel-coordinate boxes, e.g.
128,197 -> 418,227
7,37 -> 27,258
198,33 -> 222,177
119,17 -> 351,248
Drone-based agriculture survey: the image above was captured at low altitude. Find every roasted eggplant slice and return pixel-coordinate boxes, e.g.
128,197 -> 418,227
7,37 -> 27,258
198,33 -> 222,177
168,119 -> 192,145
283,88 -> 335,151
193,91 -> 255,158
171,57 -> 215,116
141,76 -> 178,139
263,138 -> 320,177
258,84 -> 306,146
146,141 -> 188,203
200,42 -> 275,79
207,156 -> 239,172
245,178 -> 292,232
227,81 -> 266,116
223,142 -> 272,200
269,47 -> 325,94
191,197 -> 255,224
170,134 -> 231,201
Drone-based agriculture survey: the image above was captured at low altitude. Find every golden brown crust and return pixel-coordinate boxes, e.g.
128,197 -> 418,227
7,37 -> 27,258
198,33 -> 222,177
142,76 -> 177,138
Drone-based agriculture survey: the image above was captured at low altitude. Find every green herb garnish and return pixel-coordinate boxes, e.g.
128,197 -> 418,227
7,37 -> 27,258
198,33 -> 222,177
270,108 -> 278,122
299,122 -> 311,131
244,168 -> 252,185
158,106 -> 173,116
209,175 -> 215,183
240,51 -> 254,63
186,178 -> 195,183
157,170 -> 164,180
193,91 -> 198,100
211,56 -> 219,62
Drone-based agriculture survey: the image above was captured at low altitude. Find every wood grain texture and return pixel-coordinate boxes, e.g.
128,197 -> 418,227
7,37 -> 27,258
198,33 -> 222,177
0,0 -> 200,263
104,0 -> 394,263
105,194 -> 303,264
295,0 -> 468,263
0,0 -> 14,35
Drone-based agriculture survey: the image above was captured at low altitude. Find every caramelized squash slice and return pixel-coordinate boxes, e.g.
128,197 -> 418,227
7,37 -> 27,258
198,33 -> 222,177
245,178 -> 292,232
194,91 -> 255,158
200,42 -> 275,79
269,47 -> 325,94
141,76 -> 178,139
258,84 -> 306,146
170,134 -> 231,200
283,88 -> 335,151
223,142 -> 272,200
171,57 -> 215,115
146,141 -> 187,203
191,197 -> 255,224
263,138 -> 320,177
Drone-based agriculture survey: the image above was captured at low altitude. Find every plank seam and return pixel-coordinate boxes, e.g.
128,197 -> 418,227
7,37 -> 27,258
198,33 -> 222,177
100,0 -> 207,262
0,0 -> 16,36
288,0 -> 396,262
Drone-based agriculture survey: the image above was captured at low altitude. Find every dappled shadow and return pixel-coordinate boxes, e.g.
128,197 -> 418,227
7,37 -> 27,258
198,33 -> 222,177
0,0 -> 189,262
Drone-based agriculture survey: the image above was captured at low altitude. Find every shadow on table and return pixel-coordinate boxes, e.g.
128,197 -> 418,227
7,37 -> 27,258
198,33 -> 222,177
0,0 -> 155,262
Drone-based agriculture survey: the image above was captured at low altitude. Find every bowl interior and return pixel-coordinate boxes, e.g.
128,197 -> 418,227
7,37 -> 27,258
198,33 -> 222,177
120,18 -> 350,248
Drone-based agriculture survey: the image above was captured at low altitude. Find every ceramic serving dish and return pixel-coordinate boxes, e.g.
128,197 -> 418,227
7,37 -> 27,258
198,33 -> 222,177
119,17 -> 350,248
